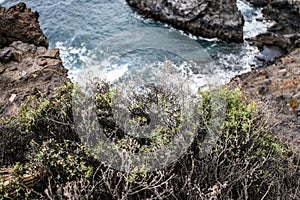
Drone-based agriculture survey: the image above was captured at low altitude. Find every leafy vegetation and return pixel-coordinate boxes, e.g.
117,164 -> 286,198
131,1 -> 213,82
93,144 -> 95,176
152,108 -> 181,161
0,81 -> 299,199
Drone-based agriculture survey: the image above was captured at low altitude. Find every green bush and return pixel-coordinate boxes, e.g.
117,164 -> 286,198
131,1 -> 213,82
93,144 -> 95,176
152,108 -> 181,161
0,81 -> 299,199
0,82 -> 77,167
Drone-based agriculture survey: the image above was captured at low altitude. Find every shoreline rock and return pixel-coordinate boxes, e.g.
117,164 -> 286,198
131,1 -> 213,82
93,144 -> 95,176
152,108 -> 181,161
240,0 -> 300,151
126,0 -> 244,43
247,0 -> 300,53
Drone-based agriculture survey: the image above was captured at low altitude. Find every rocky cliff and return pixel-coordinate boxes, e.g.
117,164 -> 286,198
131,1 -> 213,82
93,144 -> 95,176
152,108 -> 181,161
126,0 -> 244,43
0,3 -> 69,118
0,2 -> 48,49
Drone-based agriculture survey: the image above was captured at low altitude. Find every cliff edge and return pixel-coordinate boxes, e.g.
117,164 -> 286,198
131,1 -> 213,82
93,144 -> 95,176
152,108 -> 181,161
0,3 -> 69,118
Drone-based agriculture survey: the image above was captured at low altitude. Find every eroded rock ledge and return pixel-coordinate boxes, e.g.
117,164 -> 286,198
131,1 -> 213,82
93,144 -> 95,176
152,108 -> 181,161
0,42 -> 68,118
0,3 -> 68,118
126,0 -> 244,43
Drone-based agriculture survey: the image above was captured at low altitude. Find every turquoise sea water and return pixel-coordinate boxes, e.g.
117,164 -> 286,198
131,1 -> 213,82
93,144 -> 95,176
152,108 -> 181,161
1,0 -> 272,89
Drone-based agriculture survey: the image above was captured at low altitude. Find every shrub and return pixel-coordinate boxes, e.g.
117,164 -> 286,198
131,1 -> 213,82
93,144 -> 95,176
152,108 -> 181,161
0,81 -> 299,199
0,82 -> 77,167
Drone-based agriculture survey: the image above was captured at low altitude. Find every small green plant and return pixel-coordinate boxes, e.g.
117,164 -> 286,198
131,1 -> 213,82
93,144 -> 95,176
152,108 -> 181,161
28,139 -> 94,181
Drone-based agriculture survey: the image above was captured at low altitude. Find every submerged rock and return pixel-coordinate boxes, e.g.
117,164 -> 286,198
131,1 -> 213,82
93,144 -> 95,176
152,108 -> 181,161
0,2 -> 48,49
255,45 -> 285,62
126,0 -> 244,43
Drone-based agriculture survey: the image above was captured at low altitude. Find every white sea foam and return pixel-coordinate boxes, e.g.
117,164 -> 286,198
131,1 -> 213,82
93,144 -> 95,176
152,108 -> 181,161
68,27 -> 226,94
237,0 -> 274,38
55,41 -> 89,70
0,0 -> 5,4
57,29 -> 257,93
56,1 -> 270,93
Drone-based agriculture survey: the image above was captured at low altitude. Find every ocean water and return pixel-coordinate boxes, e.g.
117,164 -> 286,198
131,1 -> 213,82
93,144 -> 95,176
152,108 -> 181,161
1,0 -> 272,90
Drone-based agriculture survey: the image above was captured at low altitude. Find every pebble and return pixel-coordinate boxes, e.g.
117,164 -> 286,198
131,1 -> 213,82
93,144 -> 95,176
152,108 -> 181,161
9,66 -> 18,71
18,70 -> 27,79
9,94 -> 17,102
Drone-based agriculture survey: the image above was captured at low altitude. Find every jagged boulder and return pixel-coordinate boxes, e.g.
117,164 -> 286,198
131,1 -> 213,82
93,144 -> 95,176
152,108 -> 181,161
126,0 -> 244,42
0,2 -> 48,49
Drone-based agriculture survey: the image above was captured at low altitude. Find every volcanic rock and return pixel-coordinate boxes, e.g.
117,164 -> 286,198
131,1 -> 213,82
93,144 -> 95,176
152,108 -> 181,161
126,0 -> 244,43
0,2 -> 48,49
0,3 -> 68,118
247,0 -> 300,53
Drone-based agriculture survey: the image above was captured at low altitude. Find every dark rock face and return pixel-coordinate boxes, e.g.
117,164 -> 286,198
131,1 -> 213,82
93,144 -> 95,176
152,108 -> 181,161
0,41 -> 68,117
126,0 -> 244,43
229,49 -> 300,153
248,0 -> 300,10
0,2 -> 48,49
247,0 -> 300,53
246,0 -> 271,7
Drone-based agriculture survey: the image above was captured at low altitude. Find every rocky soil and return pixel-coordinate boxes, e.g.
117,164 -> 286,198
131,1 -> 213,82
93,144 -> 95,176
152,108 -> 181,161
229,49 -> 300,152
0,3 -> 69,118
126,0 -> 244,43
